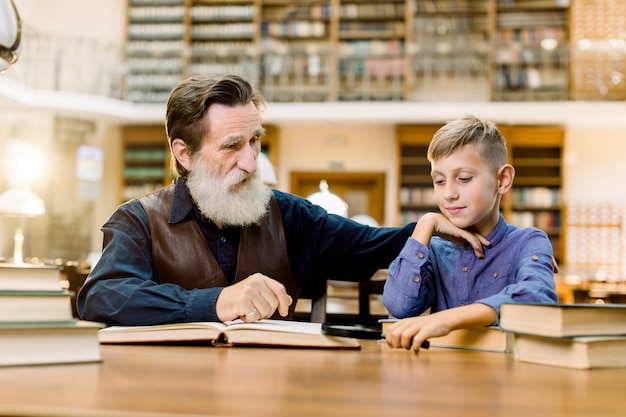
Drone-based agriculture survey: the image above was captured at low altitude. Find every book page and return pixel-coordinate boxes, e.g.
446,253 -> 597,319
98,321 -> 228,344
224,319 -> 322,335
220,320 -> 359,349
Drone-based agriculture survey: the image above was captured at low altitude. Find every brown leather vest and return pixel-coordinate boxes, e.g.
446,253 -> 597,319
139,186 -> 300,318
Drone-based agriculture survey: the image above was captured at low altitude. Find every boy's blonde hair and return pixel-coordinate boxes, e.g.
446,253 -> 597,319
427,115 -> 508,170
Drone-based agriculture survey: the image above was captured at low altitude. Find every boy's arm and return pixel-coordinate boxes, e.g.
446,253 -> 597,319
385,303 -> 497,352
414,213 -> 489,258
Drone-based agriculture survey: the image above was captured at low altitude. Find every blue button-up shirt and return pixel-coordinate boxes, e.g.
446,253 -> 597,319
382,216 -> 558,322
78,179 -> 415,325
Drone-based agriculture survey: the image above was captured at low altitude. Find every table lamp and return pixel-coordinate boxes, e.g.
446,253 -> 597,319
306,180 -> 348,217
257,153 -> 278,187
0,0 -> 22,73
0,187 -> 45,264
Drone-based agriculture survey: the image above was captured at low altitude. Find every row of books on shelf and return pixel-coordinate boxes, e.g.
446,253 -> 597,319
0,263 -> 103,367
382,302 -> 626,369
512,187 -> 560,207
340,3 -> 404,19
509,211 -> 560,230
399,187 -> 436,206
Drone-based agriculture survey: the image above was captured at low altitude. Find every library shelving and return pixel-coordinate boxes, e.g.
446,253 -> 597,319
120,125 -> 172,202
259,1 -> 334,102
396,125 -> 440,226
492,0 -> 570,101
122,0 -> 626,104
407,0 -> 492,101
336,0 -> 407,101
397,123 -> 565,263
186,0 -> 260,84
126,0 -> 186,103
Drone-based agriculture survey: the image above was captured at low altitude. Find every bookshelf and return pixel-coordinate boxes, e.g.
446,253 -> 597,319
120,125 -> 172,202
336,0 -> 407,101
397,125 -> 440,226
407,0 -> 492,101
123,0 -> 625,104
126,0 -> 186,103
259,0 -> 334,102
499,125 -> 564,262
186,0 -> 260,84
492,0 -> 570,101
397,124 -> 565,263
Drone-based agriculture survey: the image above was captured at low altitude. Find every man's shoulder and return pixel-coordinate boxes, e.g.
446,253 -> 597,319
271,189 -> 308,208
270,189 -> 326,223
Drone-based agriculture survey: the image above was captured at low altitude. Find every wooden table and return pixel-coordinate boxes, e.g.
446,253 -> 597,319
0,340 -> 624,417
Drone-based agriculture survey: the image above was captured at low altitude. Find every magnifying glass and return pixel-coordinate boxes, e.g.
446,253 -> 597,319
321,323 -> 382,339
322,323 -> 431,349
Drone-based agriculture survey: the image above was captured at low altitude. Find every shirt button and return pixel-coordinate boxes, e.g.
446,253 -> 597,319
413,276 -> 421,283
220,237 -> 227,243
417,252 -> 424,259
462,267 -> 468,272
532,255 -> 539,261
493,272 -> 498,278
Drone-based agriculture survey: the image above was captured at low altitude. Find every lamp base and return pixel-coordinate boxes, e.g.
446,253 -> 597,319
13,226 -> 24,264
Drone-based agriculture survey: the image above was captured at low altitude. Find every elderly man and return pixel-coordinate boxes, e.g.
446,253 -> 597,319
78,74 -> 414,326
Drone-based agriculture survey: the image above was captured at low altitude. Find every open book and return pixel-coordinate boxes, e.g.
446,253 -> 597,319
98,319 -> 360,349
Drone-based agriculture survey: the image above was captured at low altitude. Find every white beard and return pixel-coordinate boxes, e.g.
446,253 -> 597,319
186,157 -> 271,227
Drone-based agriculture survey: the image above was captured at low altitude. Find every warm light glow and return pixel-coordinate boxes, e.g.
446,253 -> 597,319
577,39 -> 592,50
6,139 -> 47,187
540,39 -> 558,51
17,153 -> 45,183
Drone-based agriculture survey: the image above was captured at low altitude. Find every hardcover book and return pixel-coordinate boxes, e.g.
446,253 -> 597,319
98,319 -> 361,349
0,290 -> 73,322
512,333 -> 626,369
0,263 -> 62,291
0,320 -> 104,367
499,303 -> 626,337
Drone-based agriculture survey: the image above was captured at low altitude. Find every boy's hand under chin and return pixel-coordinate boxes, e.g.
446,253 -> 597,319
412,212 -> 490,259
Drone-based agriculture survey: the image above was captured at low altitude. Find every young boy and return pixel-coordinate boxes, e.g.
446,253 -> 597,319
383,115 -> 558,352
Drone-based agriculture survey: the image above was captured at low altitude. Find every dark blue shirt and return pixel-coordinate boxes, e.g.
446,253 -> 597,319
78,179 -> 415,325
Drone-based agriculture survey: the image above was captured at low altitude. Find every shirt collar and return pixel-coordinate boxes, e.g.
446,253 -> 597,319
485,215 -> 507,247
169,177 -> 195,224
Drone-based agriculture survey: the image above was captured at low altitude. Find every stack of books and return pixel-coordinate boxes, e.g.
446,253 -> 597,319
499,303 -> 626,369
0,263 -> 103,366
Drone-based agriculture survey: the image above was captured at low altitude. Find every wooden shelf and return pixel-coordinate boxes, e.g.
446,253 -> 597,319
120,125 -> 172,203
123,1 -> 624,104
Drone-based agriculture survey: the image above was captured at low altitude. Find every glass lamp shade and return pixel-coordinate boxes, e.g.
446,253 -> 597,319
257,153 -> 278,187
306,180 -> 348,217
0,0 -> 21,73
0,187 -> 45,264
0,187 -> 46,217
